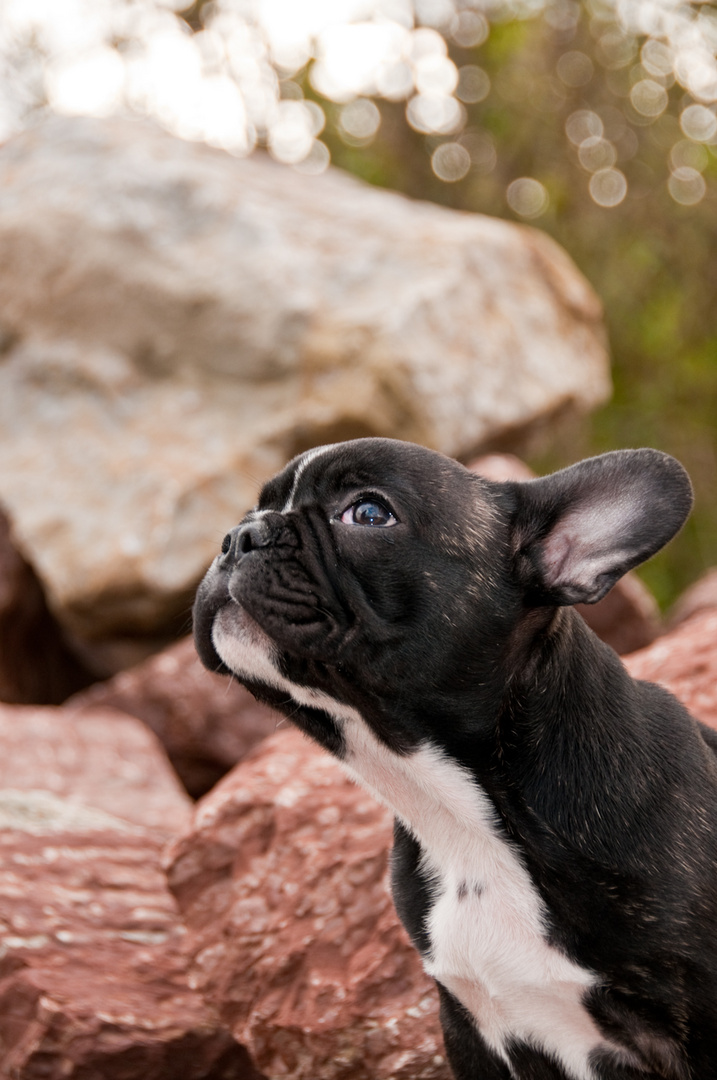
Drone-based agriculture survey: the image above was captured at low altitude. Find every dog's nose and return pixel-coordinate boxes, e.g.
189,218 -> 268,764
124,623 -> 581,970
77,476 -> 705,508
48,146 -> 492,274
220,519 -> 272,562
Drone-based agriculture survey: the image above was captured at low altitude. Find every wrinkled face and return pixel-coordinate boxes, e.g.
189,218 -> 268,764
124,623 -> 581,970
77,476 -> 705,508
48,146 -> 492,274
194,438 -> 516,752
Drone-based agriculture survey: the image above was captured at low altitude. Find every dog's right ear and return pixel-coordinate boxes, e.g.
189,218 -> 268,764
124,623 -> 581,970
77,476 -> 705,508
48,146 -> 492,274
506,449 -> 692,607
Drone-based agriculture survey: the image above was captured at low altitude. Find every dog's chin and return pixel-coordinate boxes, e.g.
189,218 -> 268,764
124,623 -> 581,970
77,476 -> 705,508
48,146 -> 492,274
212,601 -> 285,690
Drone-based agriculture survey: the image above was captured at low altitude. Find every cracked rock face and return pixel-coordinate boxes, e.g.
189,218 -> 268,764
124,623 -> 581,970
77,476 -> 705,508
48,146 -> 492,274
0,116 -> 609,646
165,727 -> 451,1080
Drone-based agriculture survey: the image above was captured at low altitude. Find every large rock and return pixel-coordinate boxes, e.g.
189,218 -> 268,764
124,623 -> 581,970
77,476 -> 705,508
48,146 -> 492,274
624,608 -> 717,730
0,115 -> 609,644
0,506 -> 93,703
67,636 -> 281,798
0,794 -> 256,1079
0,702 -> 192,833
166,727 -> 450,1080
0,704 -> 255,1077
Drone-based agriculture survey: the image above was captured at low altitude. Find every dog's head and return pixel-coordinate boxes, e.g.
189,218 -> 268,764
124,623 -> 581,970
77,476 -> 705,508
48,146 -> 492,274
194,438 -> 692,753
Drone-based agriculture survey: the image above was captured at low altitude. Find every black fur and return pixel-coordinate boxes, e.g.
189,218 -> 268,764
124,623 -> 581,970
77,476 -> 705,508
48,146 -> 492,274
194,437 -> 717,1079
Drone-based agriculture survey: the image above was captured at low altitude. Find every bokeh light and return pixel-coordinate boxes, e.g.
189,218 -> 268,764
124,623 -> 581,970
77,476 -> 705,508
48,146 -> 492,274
630,79 -> 668,118
406,91 -> 464,134
451,11 -> 489,49
0,0 -> 715,197
668,165 -> 707,205
589,167 -> 628,207
680,103 -> 717,142
556,50 -> 594,88
565,109 -> 603,145
431,140 -> 470,181
506,177 -> 549,218
339,97 -> 381,144
456,65 -> 490,104
578,136 -> 617,173
459,130 -> 497,173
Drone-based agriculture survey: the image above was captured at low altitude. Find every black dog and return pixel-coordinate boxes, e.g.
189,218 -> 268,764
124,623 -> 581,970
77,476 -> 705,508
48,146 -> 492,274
194,438 -> 717,1080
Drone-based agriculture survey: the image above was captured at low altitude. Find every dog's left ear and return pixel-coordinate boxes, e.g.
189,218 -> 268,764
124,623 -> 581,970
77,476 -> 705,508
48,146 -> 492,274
509,449 -> 693,606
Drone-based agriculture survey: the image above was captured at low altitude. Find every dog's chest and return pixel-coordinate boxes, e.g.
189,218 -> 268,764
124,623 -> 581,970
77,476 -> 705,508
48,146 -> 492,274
340,715 -> 612,1080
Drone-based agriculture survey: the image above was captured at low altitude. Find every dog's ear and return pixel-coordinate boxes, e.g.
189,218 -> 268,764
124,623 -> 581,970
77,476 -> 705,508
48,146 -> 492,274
509,449 -> 693,606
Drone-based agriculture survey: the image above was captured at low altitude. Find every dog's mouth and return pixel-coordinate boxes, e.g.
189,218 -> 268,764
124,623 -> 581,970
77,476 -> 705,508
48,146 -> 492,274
211,599 -> 286,687
193,549 -> 342,700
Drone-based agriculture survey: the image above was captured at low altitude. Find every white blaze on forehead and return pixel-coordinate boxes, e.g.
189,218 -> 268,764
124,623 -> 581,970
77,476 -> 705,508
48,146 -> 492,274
282,443 -> 341,513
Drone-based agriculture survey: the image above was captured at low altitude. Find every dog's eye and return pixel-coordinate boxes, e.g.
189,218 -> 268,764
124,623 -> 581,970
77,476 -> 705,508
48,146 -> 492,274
340,500 -> 397,528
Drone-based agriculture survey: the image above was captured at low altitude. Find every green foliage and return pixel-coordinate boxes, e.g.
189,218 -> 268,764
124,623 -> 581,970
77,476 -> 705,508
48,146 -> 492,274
306,7 -> 717,608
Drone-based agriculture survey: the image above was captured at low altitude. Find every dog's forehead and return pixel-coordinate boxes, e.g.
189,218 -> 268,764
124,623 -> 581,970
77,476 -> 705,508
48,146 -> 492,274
259,438 -> 473,513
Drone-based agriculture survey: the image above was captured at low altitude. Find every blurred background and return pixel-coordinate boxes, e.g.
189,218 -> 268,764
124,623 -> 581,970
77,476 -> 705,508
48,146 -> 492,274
0,0 -> 715,608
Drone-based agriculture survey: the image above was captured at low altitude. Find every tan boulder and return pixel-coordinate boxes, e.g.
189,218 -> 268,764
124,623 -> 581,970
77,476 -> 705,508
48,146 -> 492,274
0,115 -> 609,645
165,726 -> 450,1080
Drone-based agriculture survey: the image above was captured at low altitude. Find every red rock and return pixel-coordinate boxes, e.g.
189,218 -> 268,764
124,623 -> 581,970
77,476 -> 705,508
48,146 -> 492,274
666,567 -> 717,628
468,454 -> 660,654
165,727 -> 450,1080
67,636 -> 280,798
0,701 -> 257,1077
0,507 -> 92,704
0,702 -> 192,834
0,793 -> 258,1079
624,608 -> 717,731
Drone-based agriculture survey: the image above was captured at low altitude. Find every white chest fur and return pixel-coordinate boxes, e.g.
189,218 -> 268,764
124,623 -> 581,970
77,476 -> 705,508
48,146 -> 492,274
211,611 -> 614,1079
339,716 -> 613,1080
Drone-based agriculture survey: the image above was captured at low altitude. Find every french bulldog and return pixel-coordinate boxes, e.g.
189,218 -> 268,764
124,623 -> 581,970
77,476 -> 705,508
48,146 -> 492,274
194,437 -> 717,1080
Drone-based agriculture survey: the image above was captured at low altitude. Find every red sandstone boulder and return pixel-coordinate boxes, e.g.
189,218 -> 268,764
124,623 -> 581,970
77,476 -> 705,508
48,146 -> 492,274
0,507 -> 92,704
67,636 -> 280,798
165,726 -> 450,1080
0,702 -> 192,834
0,795 -> 257,1079
468,454 -> 660,654
0,703 -> 254,1077
624,608 -> 717,731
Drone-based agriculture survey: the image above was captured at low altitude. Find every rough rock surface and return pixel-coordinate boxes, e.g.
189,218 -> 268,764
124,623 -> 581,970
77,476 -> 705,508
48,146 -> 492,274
166,727 -> 450,1080
0,507 -> 92,703
0,702 -> 192,833
67,636 -> 281,798
0,115 -> 609,644
0,794 -> 257,1079
0,703 -> 256,1077
624,608 -> 717,731
469,454 -> 660,654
